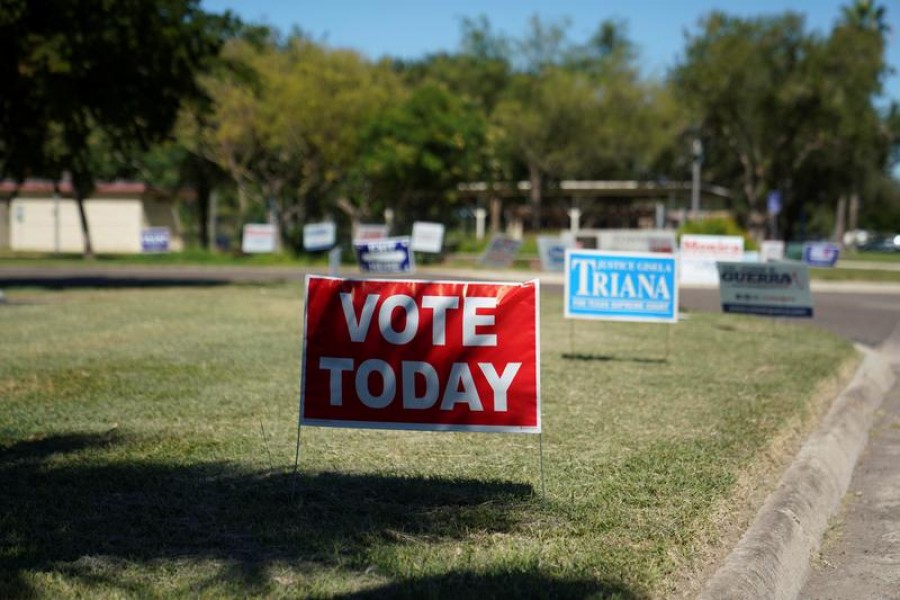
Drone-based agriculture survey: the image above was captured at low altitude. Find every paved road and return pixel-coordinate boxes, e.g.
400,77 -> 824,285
679,286 -> 900,349
2,264 -> 900,348
798,362 -> 900,600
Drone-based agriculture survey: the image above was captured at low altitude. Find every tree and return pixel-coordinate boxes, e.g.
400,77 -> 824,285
824,1 -> 891,237
358,82 -> 488,229
841,0 -> 890,33
494,67 -> 601,229
195,34 -> 400,247
494,17 -> 650,230
0,0 -> 235,257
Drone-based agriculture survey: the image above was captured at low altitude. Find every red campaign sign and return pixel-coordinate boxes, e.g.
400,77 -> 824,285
301,276 -> 541,433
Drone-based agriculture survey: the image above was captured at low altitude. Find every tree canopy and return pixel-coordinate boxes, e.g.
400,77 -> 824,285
0,0 -> 235,255
2,1 -> 896,252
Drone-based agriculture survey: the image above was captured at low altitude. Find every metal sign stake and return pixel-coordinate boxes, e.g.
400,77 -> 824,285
539,433 -> 546,498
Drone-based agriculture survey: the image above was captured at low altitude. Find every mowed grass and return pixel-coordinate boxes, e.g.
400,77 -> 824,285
0,283 -> 856,599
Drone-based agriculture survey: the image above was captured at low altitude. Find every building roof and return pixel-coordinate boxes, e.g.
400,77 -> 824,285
457,180 -> 733,200
0,179 -> 190,200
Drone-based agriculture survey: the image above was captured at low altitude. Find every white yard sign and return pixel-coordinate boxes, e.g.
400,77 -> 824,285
303,222 -> 337,251
410,221 -> 445,253
242,224 -> 278,253
679,234 -> 744,286
760,240 -> 785,262
597,229 -> 677,254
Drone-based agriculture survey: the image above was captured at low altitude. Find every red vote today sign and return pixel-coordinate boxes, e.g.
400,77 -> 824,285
301,276 -> 541,433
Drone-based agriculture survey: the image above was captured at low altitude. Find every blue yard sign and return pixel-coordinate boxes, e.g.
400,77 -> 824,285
354,236 -> 414,273
802,242 -> 840,267
564,250 -> 678,323
141,227 -> 170,252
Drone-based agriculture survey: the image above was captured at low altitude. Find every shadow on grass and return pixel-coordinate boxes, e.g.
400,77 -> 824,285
561,353 -> 668,365
0,433 -> 637,598
334,570 -> 635,599
0,275 -> 231,289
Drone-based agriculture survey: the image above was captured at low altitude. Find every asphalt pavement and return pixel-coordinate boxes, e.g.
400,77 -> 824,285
799,352 -> 900,600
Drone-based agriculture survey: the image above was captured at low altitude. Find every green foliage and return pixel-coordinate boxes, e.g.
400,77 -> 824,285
678,217 -> 758,250
672,3 -> 894,240
0,284 -> 855,597
359,83 -> 488,227
192,33 -> 402,245
0,0 -> 236,255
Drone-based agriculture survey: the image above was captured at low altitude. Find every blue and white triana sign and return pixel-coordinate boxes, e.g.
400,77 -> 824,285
717,261 -> 813,317
354,236 -> 414,273
564,250 -> 678,323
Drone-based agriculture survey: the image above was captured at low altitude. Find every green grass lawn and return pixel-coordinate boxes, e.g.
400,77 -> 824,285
0,283 -> 856,598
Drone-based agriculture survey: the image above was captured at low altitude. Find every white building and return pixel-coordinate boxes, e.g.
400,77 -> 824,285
0,180 -> 184,253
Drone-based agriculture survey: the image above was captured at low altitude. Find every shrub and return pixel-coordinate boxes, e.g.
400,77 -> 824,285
678,217 -> 758,250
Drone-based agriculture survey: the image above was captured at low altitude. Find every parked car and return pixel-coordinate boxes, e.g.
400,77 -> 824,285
859,234 -> 900,252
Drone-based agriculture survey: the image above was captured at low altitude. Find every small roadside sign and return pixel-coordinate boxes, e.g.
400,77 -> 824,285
242,224 -> 277,253
679,234 -> 744,285
802,242 -> 840,268
354,223 -> 389,242
717,261 -> 813,317
597,229 -> 676,253
564,250 -> 678,323
354,237 -> 414,273
410,221 -> 445,253
537,235 -> 574,271
303,222 -> 336,251
760,240 -> 785,262
479,236 -> 522,268
141,227 -> 170,252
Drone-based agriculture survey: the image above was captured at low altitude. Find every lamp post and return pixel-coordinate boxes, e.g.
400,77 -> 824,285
690,138 -> 703,221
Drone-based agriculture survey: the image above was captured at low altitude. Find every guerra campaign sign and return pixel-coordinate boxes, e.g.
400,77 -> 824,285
301,276 -> 541,433
564,250 -> 678,323
717,261 -> 814,317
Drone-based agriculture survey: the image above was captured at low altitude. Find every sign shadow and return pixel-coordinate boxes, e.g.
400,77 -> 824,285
0,432 -> 639,598
561,352 -> 668,365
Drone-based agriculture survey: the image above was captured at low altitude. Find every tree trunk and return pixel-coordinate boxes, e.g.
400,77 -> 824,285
236,180 -> 249,222
208,190 -> 218,252
834,195 -> 847,244
780,180 -> 798,243
75,193 -> 94,259
195,175 -> 211,250
528,162 -> 542,232
490,195 -> 502,235
848,191 -> 860,232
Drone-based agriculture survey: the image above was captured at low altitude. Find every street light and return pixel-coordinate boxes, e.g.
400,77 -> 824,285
691,138 -> 703,220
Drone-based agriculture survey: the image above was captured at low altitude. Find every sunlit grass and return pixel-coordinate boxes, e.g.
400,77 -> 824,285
0,283 -> 855,598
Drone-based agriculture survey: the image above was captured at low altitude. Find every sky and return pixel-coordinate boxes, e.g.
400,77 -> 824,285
201,0 -> 900,103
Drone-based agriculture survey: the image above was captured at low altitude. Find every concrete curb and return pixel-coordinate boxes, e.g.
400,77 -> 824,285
698,342 -> 897,600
